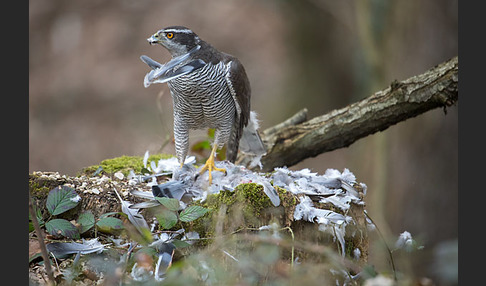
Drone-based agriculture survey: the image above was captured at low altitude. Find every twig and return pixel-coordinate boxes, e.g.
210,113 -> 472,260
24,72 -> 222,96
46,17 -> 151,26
282,226 -> 295,269
29,192 -> 56,285
364,212 -> 397,281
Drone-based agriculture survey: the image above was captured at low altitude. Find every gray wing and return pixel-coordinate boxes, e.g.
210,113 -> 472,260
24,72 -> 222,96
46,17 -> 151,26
145,59 -> 205,87
141,45 -> 205,88
224,56 -> 251,162
142,57 -> 206,88
140,55 -> 162,69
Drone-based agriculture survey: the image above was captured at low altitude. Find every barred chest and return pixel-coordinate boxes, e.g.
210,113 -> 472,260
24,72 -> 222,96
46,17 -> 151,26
167,62 -> 236,130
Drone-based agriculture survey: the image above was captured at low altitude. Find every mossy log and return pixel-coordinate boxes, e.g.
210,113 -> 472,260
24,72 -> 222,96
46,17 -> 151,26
29,154 -> 369,268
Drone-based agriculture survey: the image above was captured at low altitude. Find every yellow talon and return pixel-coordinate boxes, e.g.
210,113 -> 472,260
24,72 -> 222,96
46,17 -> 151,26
199,144 -> 226,185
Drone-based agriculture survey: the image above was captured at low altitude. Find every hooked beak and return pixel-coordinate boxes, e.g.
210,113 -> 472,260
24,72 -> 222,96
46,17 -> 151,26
147,35 -> 159,45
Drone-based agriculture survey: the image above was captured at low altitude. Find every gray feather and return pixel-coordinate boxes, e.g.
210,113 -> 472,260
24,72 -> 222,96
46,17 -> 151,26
146,59 -> 206,86
140,55 -> 162,69
113,188 -> 150,233
46,238 -> 105,258
130,189 -> 155,200
142,45 -> 204,87
239,111 -> 266,156
255,179 -> 280,207
152,181 -> 187,200
154,242 -> 175,281
129,200 -> 161,209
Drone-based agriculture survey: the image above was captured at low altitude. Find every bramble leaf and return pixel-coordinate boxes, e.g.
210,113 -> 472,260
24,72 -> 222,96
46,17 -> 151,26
155,209 -> 178,230
179,206 -> 208,222
46,186 -> 80,215
45,218 -> 80,239
96,217 -> 124,234
78,211 -> 95,234
155,197 -> 180,211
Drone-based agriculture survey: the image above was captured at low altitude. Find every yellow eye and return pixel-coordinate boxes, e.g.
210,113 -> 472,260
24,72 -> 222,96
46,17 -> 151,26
166,32 -> 174,39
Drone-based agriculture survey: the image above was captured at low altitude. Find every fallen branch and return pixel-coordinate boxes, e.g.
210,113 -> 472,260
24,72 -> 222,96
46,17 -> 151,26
239,56 -> 458,172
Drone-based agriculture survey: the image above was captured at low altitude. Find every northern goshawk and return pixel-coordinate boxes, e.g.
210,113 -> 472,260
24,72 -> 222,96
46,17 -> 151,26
141,26 -> 265,184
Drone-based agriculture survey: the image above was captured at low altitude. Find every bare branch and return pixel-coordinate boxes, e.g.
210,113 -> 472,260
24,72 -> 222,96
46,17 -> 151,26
240,56 -> 458,172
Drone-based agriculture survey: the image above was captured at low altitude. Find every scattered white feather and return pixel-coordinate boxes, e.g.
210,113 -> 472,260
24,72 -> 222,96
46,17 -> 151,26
294,196 -> 351,256
143,150 -> 150,168
182,231 -> 200,245
395,231 -> 417,252
258,222 -> 281,239
150,161 -> 157,173
127,156 -> 367,260
156,156 -> 196,173
131,262 -> 153,282
353,248 -> 361,260
222,249 -> 239,262
363,275 -> 395,286
46,238 -> 106,257
319,194 -> 353,211
113,188 -> 150,233
247,153 -> 264,169
114,171 -> 124,180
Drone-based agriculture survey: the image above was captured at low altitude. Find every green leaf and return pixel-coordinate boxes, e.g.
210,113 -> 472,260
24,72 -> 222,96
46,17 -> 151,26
29,252 -> 43,264
96,217 -> 124,234
155,197 -> 180,211
136,246 -> 157,257
45,219 -> 80,239
155,209 -> 178,230
179,206 -> 208,222
46,186 -> 81,215
29,205 -> 44,232
171,239 -> 192,249
78,211 -> 95,234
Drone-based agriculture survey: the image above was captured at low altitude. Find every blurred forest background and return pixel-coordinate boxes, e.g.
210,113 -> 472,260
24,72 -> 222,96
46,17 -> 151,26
29,0 -> 457,283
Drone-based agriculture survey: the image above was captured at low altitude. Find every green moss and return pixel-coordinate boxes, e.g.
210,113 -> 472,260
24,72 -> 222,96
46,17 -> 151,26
183,183 -> 301,246
238,183 -> 274,216
29,173 -> 64,199
274,186 -> 297,226
275,186 -> 296,208
29,179 -> 52,199
207,183 -> 273,218
345,238 -> 356,258
187,183 -> 276,237
80,153 -> 174,176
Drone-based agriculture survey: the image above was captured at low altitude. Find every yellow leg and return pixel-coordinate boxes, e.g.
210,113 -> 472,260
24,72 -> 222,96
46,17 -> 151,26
199,144 -> 226,185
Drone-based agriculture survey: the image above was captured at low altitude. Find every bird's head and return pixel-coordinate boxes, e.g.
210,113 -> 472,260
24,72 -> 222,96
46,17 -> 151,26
147,26 -> 201,57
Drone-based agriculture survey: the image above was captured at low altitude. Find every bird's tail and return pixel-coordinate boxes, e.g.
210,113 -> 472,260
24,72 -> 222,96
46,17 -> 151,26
226,111 -> 266,167
238,111 -> 267,168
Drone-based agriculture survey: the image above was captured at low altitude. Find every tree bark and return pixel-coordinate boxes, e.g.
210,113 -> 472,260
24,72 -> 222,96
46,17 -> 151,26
239,56 -> 458,172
